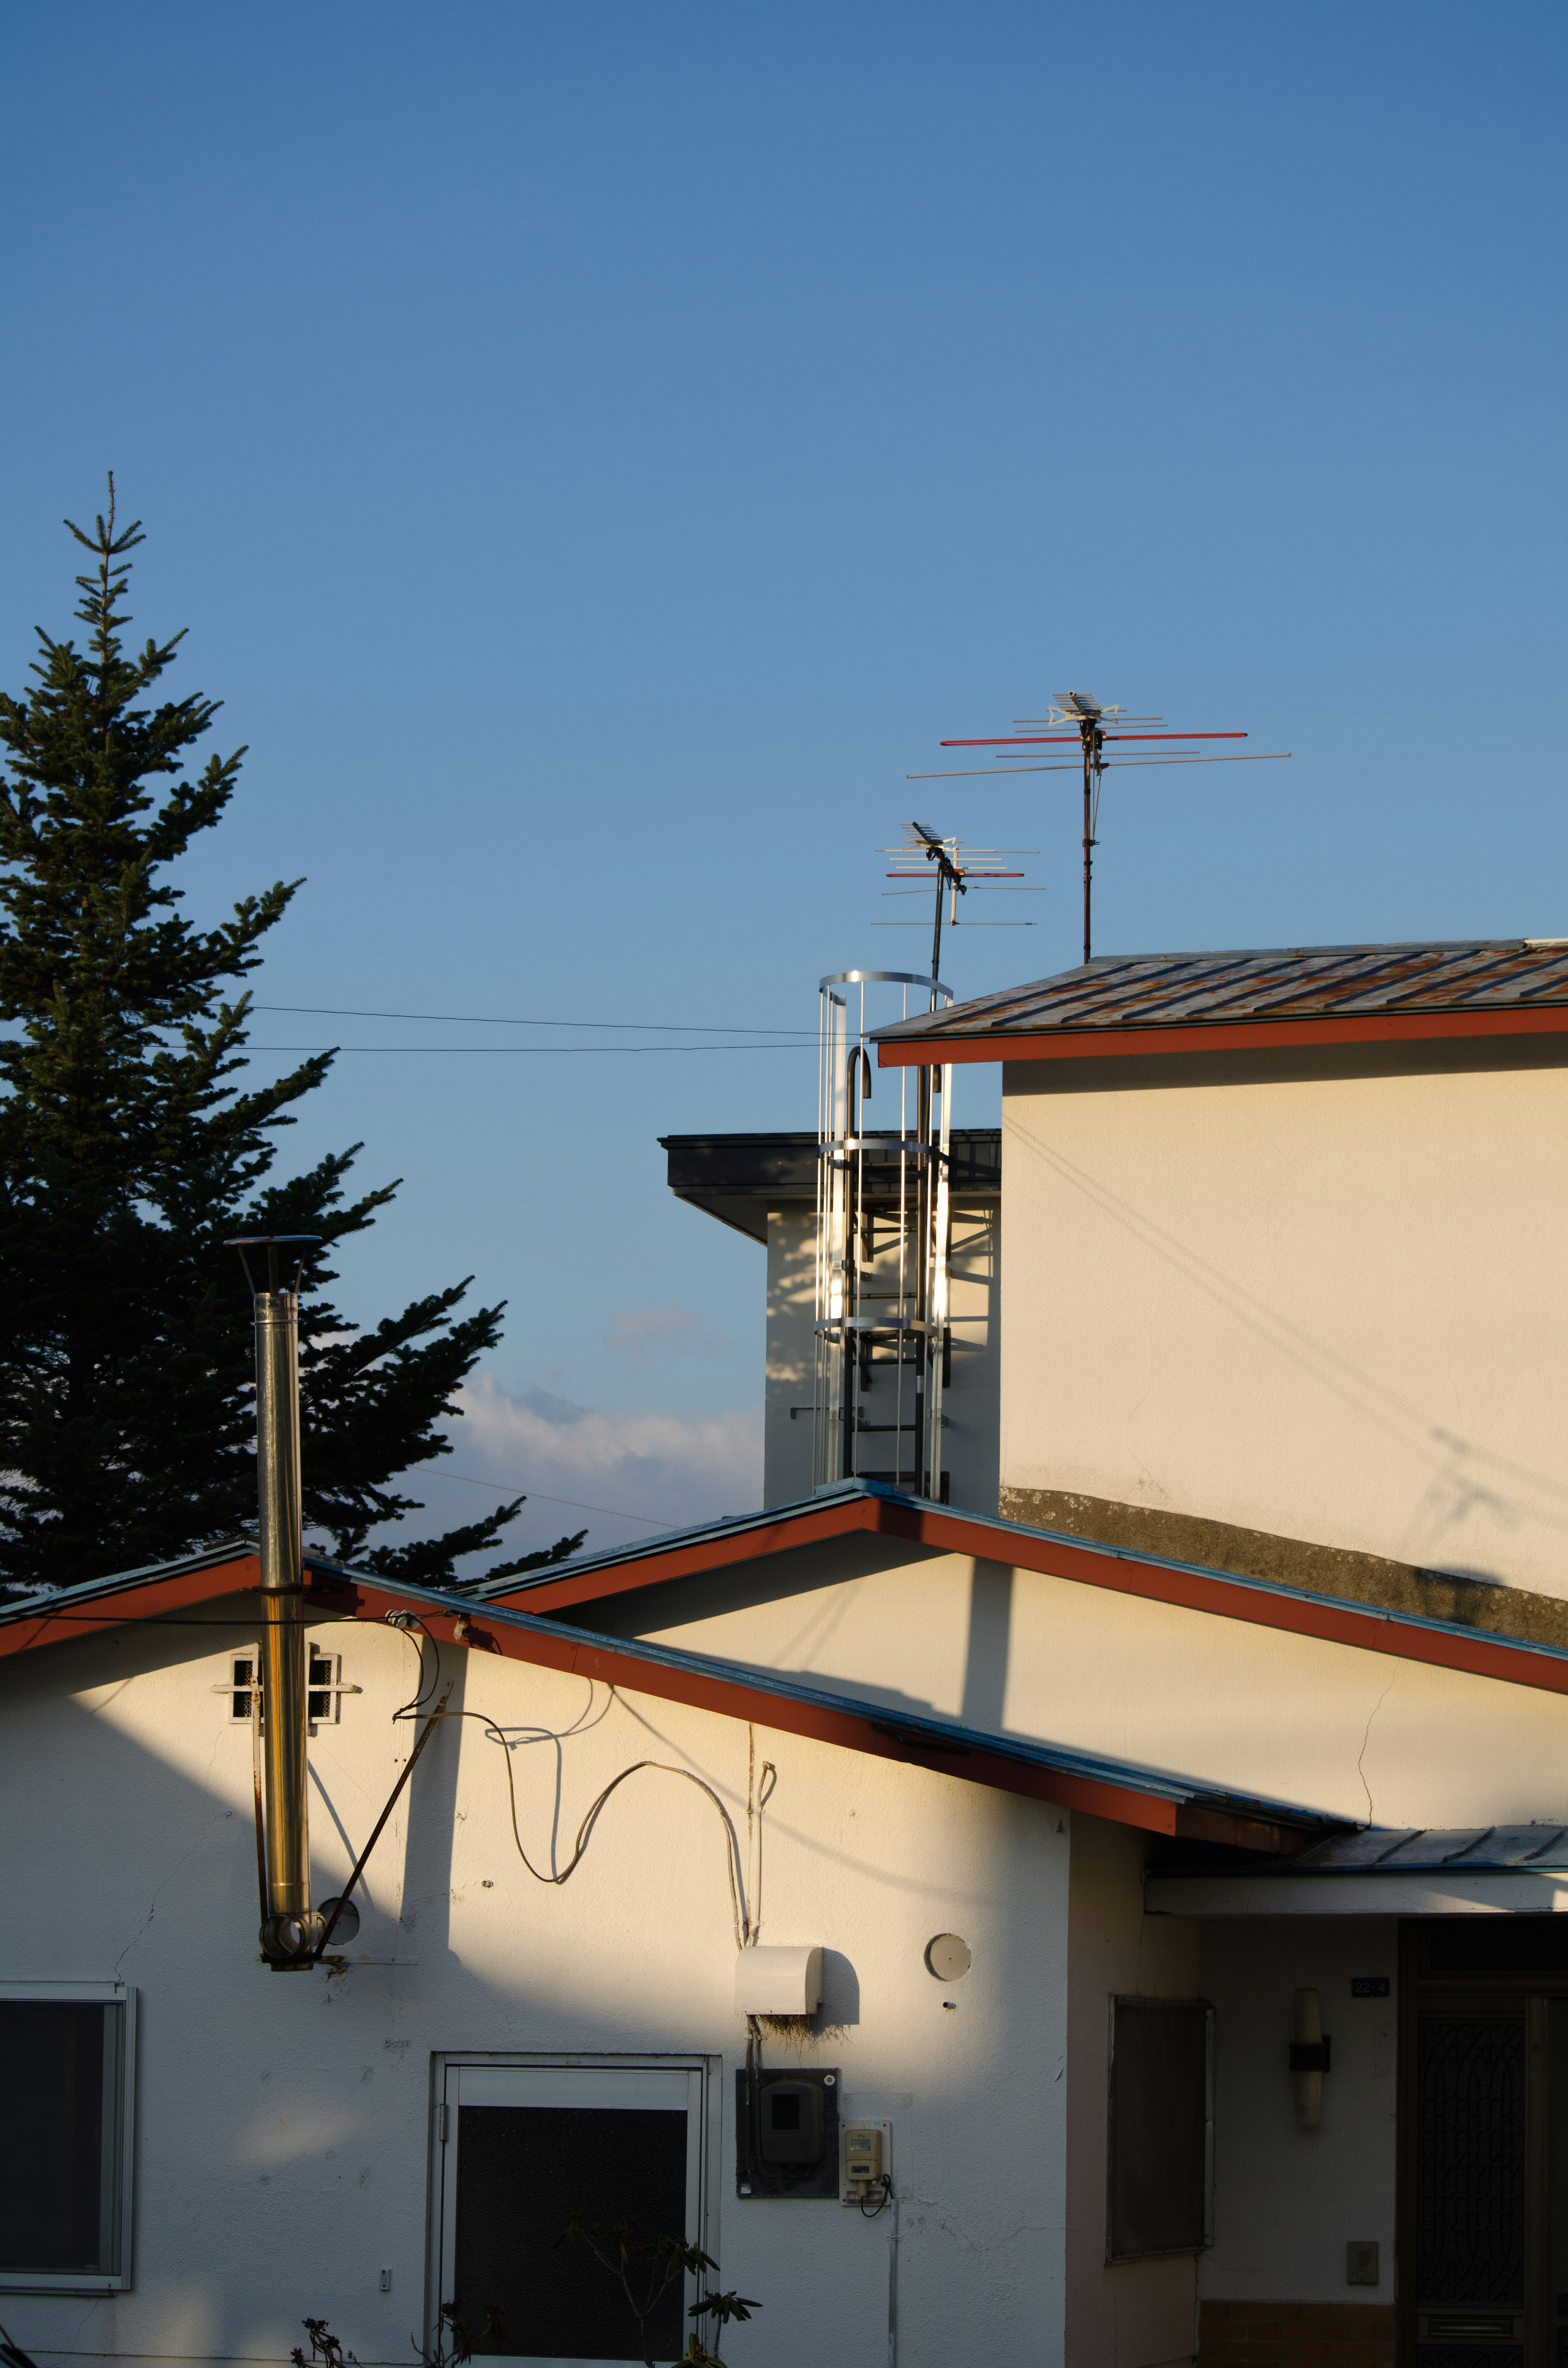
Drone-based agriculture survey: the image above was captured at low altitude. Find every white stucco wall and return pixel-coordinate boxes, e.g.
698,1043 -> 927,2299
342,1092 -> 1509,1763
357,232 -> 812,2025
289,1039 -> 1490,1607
1066,1817 -> 1200,2368
606,1535 -> 1568,1829
0,1606 -> 1069,2368
1197,1918 -> 1399,2304
1000,1043 -> 1568,1596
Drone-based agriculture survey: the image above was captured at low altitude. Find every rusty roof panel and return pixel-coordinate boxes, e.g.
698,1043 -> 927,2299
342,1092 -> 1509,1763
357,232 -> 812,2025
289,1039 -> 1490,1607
872,939 -> 1568,1043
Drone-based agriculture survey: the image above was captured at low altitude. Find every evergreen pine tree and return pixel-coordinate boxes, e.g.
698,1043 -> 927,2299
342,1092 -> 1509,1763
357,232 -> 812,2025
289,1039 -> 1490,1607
0,484 -> 584,1594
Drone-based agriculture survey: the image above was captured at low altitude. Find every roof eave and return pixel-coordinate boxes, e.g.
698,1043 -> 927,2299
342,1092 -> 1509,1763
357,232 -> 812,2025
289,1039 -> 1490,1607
875,1003 -> 1568,1070
479,1485 -> 1568,1704
0,1532 -> 1327,1852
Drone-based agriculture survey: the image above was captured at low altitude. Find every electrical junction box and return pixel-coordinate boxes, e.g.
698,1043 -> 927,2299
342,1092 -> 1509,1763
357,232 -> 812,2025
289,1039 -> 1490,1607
840,2119 -> 893,2207
734,2068 -> 839,2200
734,1946 -> 822,2018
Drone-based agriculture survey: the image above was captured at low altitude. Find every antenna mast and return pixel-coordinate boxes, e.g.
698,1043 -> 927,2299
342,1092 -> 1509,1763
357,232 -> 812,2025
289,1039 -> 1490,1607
911,694 -> 1292,964
874,823 -> 1041,972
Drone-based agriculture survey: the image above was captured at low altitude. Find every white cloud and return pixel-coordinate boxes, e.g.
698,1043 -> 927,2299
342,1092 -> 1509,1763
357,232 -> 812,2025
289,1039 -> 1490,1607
447,1373 -> 763,1548
604,1307 -> 733,1360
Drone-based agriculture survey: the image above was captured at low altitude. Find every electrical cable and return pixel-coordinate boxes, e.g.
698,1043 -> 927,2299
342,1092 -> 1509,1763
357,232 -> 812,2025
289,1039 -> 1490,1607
238,1043 -> 815,1055
387,1657 -> 753,1951
425,1467 -> 667,1528
385,1613 -> 442,1717
462,1710 -> 750,1953
252,1002 -> 815,1038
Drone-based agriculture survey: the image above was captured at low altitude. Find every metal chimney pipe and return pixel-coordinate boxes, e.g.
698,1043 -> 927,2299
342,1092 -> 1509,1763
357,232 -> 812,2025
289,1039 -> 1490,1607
229,1235 -> 323,1969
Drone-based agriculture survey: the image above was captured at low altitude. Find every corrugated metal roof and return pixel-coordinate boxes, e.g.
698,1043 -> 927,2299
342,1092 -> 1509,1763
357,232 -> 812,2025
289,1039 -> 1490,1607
873,938 -> 1568,1045
0,1528 -> 1336,1837
479,1480 -> 1568,1688
1200,1824 -> 1568,1875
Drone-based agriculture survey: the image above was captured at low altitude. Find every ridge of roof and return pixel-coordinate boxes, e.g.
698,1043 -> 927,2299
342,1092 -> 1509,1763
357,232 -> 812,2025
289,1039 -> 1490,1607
478,1481 -> 1568,1681
15,1488 -> 1568,1699
15,1477 -> 1568,1743
472,1478 -> 891,1592
0,1521 -> 1336,1846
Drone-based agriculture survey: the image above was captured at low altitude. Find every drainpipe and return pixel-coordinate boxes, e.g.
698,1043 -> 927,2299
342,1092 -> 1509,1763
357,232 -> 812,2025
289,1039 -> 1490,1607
229,1235 -> 324,1970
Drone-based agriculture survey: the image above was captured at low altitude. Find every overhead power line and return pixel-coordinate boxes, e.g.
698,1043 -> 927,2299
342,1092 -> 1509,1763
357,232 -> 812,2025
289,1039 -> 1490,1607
254,1002 -> 813,1037
432,1466 -> 668,1528
243,1042 -> 814,1055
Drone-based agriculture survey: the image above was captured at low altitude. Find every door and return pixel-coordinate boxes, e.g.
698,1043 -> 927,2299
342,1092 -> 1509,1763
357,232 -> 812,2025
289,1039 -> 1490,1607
1413,2006 -> 1528,2367
1403,1921 -> 1568,2368
432,2062 -> 709,2368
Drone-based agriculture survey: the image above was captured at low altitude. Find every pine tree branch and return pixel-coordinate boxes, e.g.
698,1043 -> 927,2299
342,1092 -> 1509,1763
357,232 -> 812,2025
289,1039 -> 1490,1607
0,494 -> 571,1590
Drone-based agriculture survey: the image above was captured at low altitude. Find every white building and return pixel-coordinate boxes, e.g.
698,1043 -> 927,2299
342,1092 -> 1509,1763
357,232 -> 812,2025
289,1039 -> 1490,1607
8,937 -> 1568,2368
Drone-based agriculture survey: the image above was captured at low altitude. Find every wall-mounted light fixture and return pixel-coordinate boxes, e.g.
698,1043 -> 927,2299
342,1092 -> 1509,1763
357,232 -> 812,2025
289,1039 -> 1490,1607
1290,1988 -> 1332,2128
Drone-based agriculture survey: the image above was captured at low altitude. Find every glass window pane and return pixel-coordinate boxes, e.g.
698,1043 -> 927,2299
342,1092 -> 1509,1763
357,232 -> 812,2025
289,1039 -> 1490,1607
1418,2016 -> 1526,2308
1109,1998 -> 1209,2260
453,2104 -> 689,2361
0,2003 -> 109,2273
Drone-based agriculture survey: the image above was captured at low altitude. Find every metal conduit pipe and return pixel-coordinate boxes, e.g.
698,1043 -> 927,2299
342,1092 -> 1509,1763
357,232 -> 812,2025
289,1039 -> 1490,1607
229,1234 -> 324,1970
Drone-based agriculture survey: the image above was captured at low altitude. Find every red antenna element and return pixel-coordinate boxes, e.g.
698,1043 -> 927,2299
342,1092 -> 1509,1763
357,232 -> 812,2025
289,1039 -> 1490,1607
913,692 -> 1292,964
874,824 -> 1041,981
940,732 -> 1247,747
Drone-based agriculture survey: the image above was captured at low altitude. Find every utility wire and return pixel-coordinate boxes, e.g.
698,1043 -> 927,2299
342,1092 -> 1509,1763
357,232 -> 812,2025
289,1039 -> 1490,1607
254,1001 -> 814,1037
241,1043 -> 814,1054
429,1466 -> 668,1529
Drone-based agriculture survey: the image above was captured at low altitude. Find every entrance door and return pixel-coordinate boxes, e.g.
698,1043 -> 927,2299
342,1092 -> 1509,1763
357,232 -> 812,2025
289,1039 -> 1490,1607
1403,1922 -> 1568,2368
432,2061 -> 711,2368
1414,2007 -> 1528,2365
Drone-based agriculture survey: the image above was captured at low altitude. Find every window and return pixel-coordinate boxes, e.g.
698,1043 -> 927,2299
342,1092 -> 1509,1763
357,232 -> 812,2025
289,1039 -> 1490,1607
0,1983 -> 136,2292
219,1650 -> 359,1730
431,2057 -> 717,2366
1106,1995 -> 1212,2261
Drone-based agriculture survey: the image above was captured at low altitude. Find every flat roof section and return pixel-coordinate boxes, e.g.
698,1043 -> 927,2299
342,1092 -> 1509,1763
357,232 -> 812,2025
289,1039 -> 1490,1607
660,1128 -> 1001,1241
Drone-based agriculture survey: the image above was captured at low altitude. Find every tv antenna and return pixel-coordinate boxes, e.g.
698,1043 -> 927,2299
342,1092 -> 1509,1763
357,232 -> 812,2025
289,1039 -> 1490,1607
909,691 -> 1291,964
873,822 -> 1041,982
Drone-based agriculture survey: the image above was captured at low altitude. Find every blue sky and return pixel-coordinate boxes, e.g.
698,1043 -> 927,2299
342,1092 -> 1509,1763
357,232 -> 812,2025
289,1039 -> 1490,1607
2,3 -> 1564,1560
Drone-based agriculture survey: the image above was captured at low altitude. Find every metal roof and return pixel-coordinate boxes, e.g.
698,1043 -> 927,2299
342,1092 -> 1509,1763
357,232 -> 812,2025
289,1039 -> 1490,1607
873,938 -> 1568,1047
1191,1824 -> 1568,1876
0,1527 -> 1337,1844
478,1478 -> 1568,1681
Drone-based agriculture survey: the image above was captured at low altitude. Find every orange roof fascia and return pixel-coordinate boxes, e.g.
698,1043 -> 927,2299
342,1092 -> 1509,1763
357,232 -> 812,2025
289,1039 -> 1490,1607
0,1553 -> 264,1660
491,1496 -> 1568,1704
0,1545 -> 1323,1849
319,1575 -> 1230,1842
876,1004 -> 1568,1070
501,1492 -> 924,1614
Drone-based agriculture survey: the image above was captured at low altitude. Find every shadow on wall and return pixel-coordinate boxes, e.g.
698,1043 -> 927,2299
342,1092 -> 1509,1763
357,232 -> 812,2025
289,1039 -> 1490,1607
1006,1107 -> 1568,1584
0,1610 -> 1067,2368
960,1561 -> 1013,1732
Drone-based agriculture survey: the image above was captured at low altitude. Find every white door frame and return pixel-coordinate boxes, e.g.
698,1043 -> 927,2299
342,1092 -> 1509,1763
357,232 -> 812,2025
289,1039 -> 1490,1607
425,2052 -> 722,2368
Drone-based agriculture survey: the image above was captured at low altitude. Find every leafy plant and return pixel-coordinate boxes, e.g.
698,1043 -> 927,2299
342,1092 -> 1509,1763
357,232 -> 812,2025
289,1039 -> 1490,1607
557,2214 -> 762,2368
291,2302 -> 505,2368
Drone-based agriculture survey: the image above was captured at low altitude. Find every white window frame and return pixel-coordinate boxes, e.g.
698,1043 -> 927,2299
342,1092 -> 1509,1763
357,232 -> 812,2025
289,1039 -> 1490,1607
425,2052 -> 721,2368
0,1980 -> 136,2294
